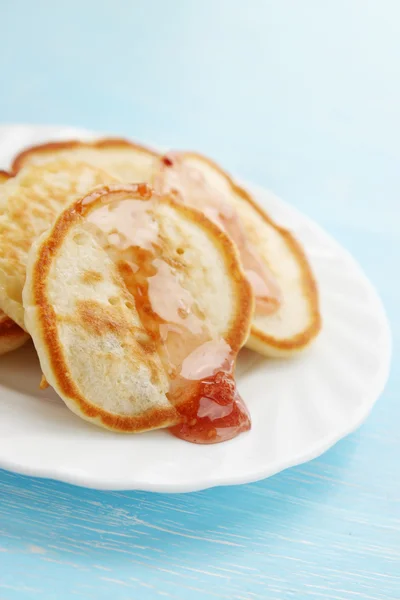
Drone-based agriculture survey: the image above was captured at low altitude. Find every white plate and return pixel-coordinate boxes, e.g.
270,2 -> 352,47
0,125 -> 391,492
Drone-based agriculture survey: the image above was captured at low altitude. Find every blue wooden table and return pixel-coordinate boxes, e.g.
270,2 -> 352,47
0,2 -> 398,598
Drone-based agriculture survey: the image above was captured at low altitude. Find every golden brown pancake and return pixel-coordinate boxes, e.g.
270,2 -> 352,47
12,138 -> 158,183
23,184 -> 253,441
0,170 -> 30,354
0,159 -> 117,329
155,152 -> 321,356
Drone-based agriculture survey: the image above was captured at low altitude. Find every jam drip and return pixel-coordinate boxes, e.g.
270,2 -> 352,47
170,369 -> 250,444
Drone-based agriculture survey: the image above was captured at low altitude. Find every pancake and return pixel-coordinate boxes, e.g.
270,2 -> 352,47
12,138 -> 321,356
0,159 -> 117,329
23,183 -> 253,440
0,170 -> 30,354
12,138 -> 157,183
155,153 -> 321,357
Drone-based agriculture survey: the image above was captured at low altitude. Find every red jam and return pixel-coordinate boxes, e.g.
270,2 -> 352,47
169,369 -> 250,444
157,154 -> 282,315
78,184 -> 251,444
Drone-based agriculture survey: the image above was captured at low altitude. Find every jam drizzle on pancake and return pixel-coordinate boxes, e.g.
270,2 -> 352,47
156,154 -> 282,316
77,184 -> 251,443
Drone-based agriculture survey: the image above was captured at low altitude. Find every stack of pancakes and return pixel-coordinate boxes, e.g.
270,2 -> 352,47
0,138 -> 321,444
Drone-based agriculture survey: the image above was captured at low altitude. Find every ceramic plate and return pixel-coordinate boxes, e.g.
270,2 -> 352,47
0,124 -> 391,492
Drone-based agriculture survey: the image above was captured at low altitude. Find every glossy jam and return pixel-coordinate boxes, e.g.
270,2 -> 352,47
169,368 -> 250,443
77,184 -> 251,444
155,154 -> 282,315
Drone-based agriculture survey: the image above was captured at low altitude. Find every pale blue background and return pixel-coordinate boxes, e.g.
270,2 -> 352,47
0,1 -> 398,598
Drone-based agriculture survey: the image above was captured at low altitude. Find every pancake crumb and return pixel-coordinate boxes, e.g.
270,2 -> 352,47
39,374 -> 49,390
